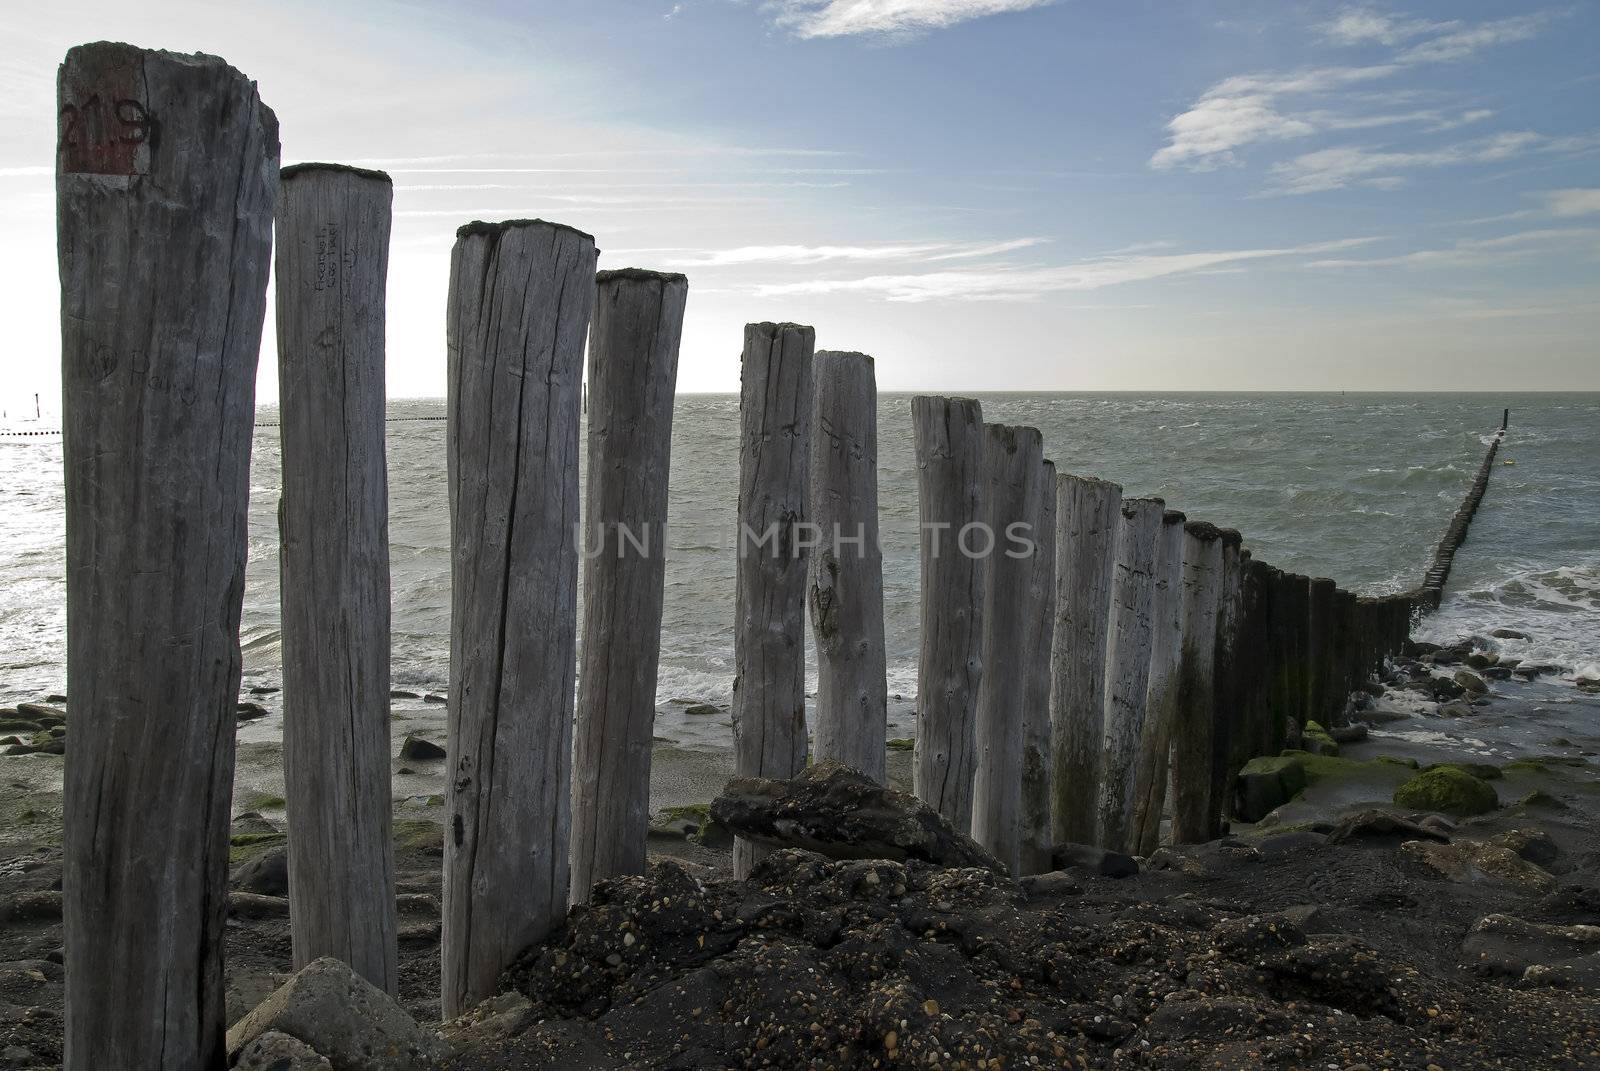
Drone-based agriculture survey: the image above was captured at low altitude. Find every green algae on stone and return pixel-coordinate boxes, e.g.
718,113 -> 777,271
1424,761 -> 1503,781
1301,721 -> 1340,757
1393,765 -> 1499,817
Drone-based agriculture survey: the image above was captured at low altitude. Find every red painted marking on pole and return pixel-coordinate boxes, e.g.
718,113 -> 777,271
59,61 -> 152,177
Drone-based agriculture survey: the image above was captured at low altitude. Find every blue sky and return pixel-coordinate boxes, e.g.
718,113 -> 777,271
2,0 -> 1597,407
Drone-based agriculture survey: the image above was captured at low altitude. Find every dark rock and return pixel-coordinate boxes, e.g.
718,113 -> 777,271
229,891 -> 292,919
390,689 -> 421,699
1329,724 -> 1368,744
1462,913 -> 1600,978
710,760 -> 1005,871
1018,871 -> 1083,898
225,957 -> 447,1070
1423,761 -> 1501,781
398,734 -> 447,762
1255,831 -> 1330,855
1483,666 -> 1513,680
1234,755 -> 1307,822
15,703 -> 65,723
1436,699 -> 1475,718
683,703 -> 720,716
1327,809 -> 1448,846
1049,842 -> 1138,879
1147,997 -> 1291,1043
423,692 -> 448,704
1453,669 -> 1488,695
1495,828 -> 1560,868
1466,651 -> 1498,670
236,701 -> 270,722
235,847 -> 289,897
1490,628 -> 1529,640
1393,766 -> 1498,816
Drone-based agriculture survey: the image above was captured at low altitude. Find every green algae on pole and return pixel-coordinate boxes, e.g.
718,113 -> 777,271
443,218 -> 596,1016
911,395 -> 987,830
570,269 -> 687,903
275,163 -> 398,993
57,42 -> 278,1070
732,323 -> 815,878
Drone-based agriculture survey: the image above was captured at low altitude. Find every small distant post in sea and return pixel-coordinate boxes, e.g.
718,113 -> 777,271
971,424 -> 1045,873
1130,509 -> 1187,856
911,395 -> 986,829
809,351 -> 889,783
443,219 -> 596,1016
57,43 -> 278,1068
1169,521 -> 1222,844
732,323 -> 815,878
1049,474 -> 1122,845
1097,497 -> 1164,853
570,269 -> 687,902
275,163 -> 398,992
1018,457 -> 1057,876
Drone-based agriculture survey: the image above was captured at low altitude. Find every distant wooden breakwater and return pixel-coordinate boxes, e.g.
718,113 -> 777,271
50,43 -> 1509,1069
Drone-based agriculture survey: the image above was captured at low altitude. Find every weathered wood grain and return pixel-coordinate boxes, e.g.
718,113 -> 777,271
1018,458 -> 1057,876
1130,509 -> 1187,857
809,352 -> 888,783
1169,522 -> 1222,844
732,323 -> 815,878
1096,497 -> 1164,853
971,424 -> 1044,874
1048,474 -> 1122,845
1206,530 -> 1244,838
570,269 -> 687,902
910,395 -> 986,829
275,163 -> 398,992
443,219 -> 596,1016
57,42 -> 279,1070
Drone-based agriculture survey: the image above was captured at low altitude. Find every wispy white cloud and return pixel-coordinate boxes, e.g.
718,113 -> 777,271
1153,9 -> 1563,175
1321,7 -> 1445,47
1544,188 -> 1600,217
735,237 -> 1378,301
1396,12 -> 1551,63
1308,226 -> 1600,268
1267,132 -> 1591,194
639,237 -> 1045,267
771,0 -> 1055,39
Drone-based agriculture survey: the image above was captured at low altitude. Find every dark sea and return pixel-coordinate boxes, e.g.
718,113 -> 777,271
2,392 -> 1596,759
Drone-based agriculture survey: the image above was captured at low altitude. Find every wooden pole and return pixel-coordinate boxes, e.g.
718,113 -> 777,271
1131,509 -> 1186,856
1049,474 -> 1122,845
971,425 -> 1044,873
1305,577 -> 1337,728
809,351 -> 888,782
1206,530 -> 1244,837
1097,496 -> 1164,853
570,269 -> 687,902
1169,522 -> 1222,844
443,219 -> 596,1016
910,396 -> 986,829
732,324 -> 815,878
275,164 -> 397,992
58,43 -> 277,1069
1018,458 -> 1057,876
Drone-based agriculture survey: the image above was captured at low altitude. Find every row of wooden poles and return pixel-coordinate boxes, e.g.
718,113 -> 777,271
53,44 -> 1462,1069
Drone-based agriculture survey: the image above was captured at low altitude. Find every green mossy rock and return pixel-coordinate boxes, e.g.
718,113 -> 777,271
1424,761 -> 1502,781
0,719 -> 41,734
1301,721 -> 1340,757
886,737 -> 914,752
1393,766 -> 1499,817
1235,755 -> 1309,822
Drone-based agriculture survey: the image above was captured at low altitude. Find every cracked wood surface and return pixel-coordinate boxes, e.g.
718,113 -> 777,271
58,42 -> 279,1070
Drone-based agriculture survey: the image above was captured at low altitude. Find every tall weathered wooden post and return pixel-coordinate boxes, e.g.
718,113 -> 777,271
1130,509 -> 1187,856
911,396 -> 986,828
443,219 -> 596,1016
570,269 -> 687,902
1018,458 -> 1057,876
972,425 -> 1044,874
1206,530 -> 1244,835
1049,474 -> 1122,844
1097,497 -> 1164,853
58,43 -> 278,1068
732,324 -> 815,878
275,163 -> 397,992
1170,522 -> 1222,844
809,351 -> 888,782
1306,577 -> 1337,727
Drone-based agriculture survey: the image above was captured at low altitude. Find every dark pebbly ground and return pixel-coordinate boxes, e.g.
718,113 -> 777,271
4,632 -> 1600,1069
